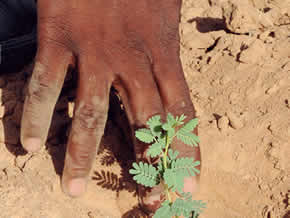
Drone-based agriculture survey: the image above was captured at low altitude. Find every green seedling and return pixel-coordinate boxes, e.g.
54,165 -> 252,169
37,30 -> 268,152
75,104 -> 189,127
129,114 -> 206,218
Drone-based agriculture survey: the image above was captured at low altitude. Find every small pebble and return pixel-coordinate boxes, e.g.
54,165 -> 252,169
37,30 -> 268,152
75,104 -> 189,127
217,116 -> 229,131
68,102 -> 75,118
226,112 -> 244,129
265,84 -> 279,95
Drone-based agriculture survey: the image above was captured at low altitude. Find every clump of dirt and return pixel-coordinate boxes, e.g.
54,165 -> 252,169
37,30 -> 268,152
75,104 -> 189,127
0,0 -> 289,217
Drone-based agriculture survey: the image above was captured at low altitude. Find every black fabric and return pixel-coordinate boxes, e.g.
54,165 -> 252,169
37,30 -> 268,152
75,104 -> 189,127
0,0 -> 37,73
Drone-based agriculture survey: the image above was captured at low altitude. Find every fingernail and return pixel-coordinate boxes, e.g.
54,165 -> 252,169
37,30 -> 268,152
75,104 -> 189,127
23,137 -> 42,152
68,178 -> 86,197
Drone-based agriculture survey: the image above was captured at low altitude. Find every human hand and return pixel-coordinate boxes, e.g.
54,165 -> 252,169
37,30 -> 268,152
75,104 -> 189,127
20,0 -> 201,214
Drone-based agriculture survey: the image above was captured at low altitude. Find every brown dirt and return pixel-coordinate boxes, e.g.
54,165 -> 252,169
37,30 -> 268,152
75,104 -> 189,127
0,0 -> 289,217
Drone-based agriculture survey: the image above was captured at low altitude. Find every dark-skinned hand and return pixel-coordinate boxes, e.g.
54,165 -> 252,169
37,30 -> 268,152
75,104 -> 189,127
20,0 -> 201,214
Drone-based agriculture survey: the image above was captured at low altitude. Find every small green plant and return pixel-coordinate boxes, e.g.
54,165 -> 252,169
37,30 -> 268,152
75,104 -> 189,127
129,114 -> 206,218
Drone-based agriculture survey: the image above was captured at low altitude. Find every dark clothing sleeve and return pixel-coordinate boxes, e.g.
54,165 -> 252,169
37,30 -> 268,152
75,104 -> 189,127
0,0 -> 37,73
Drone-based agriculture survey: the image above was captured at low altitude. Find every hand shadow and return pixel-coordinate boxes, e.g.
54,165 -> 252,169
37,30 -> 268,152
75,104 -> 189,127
0,65 -> 31,163
93,89 -> 150,218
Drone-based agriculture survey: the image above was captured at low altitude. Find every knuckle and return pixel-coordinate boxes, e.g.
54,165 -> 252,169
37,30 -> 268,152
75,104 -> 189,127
74,99 -> 107,130
76,104 -> 98,130
68,162 -> 89,177
38,16 -> 72,49
123,34 -> 146,55
39,35 -> 68,50
27,64 -> 59,101
157,9 -> 180,49
104,35 -> 150,64
167,98 -> 196,118
71,149 -> 92,168
153,54 -> 182,76
160,25 -> 179,48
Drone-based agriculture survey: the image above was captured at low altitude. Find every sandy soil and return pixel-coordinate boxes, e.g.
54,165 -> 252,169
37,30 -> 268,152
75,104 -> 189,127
0,0 -> 289,217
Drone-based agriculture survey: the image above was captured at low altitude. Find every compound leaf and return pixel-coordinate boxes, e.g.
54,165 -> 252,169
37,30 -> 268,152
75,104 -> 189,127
175,114 -> 187,126
153,201 -> 172,218
147,141 -> 163,158
162,123 -> 171,131
168,148 -> 179,161
162,113 -> 176,135
167,113 -> 176,126
171,198 -> 206,217
179,118 -> 198,133
157,158 -> 165,175
158,134 -> 167,149
129,162 -> 159,187
190,200 -> 207,214
164,158 -> 201,192
164,168 -> 184,193
181,192 -> 192,200
135,128 -> 154,143
147,115 -> 162,137
171,198 -> 193,217
176,130 -> 200,147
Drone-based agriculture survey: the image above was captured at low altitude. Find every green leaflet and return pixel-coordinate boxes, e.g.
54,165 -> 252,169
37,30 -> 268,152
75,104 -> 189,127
190,200 -> 207,214
166,113 -> 176,126
168,148 -> 179,161
181,191 -> 192,200
157,159 -> 164,175
179,118 -> 198,132
175,114 -> 187,126
135,128 -> 154,143
171,198 -> 193,217
164,158 -> 201,192
176,130 -> 200,147
162,113 -> 176,138
147,115 -> 162,137
154,198 -> 207,218
164,168 -> 184,192
158,134 -> 167,149
162,123 -> 174,139
129,162 -> 159,187
176,118 -> 200,147
147,141 -> 163,158
153,201 -> 172,218
171,198 -> 206,217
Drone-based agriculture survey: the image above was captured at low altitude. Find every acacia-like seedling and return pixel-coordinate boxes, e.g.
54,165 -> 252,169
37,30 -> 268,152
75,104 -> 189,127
129,114 -> 206,218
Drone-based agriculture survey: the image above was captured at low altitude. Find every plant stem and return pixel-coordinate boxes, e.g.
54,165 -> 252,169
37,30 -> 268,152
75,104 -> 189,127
163,134 -> 170,169
164,183 -> 171,202
163,133 -> 172,203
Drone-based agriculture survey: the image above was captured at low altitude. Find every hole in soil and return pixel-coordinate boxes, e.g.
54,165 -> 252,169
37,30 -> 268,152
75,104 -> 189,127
213,113 -> 222,121
269,31 -> 275,38
263,7 -> 272,13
